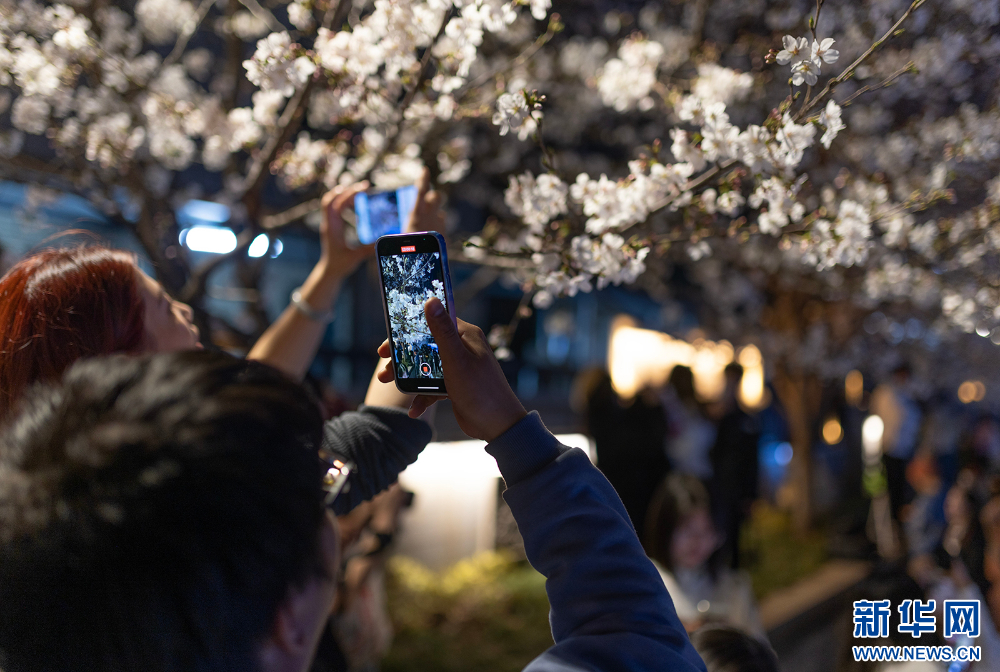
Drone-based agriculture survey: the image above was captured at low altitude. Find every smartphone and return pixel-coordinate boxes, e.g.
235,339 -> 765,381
355,185 -> 419,244
375,232 -> 456,395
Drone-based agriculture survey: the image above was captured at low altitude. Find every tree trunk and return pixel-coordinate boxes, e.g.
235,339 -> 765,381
772,367 -> 821,531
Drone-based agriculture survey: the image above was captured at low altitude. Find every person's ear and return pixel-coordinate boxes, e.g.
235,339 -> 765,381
259,517 -> 339,672
259,579 -> 334,672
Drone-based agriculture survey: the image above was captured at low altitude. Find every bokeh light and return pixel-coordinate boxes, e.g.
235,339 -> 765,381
822,417 -> 844,445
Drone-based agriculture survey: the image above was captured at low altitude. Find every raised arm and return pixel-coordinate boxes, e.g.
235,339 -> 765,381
247,183 -> 371,380
362,168 -> 445,409
489,419 -> 706,672
376,299 -> 706,672
251,169 -> 445,387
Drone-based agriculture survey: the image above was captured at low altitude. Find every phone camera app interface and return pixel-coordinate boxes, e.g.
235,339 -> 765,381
380,249 -> 447,380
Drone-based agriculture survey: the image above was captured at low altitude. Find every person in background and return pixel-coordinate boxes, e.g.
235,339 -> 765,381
0,295 -> 708,672
871,364 -> 922,523
980,480 -> 1000,628
907,470 -> 1000,671
709,363 -> 761,570
662,365 -> 717,483
644,473 -> 765,639
576,367 -> 671,531
0,172 -> 443,513
691,626 -> 779,672
330,485 -> 412,672
902,452 -> 946,559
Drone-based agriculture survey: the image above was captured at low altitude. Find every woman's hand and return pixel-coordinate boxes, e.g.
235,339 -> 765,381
317,182 -> 374,283
377,298 -> 526,443
404,168 -> 446,235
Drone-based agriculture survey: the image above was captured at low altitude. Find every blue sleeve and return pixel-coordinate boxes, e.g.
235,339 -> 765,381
485,413 -> 706,672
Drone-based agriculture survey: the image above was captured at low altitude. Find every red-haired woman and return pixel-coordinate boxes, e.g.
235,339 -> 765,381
0,174 -> 444,513
0,246 -> 200,412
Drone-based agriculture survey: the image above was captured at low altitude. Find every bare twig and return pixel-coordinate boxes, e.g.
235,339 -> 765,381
836,61 -> 915,109
810,0 -> 826,42
454,250 -> 534,269
261,198 -> 323,229
236,0 -> 283,32
162,0 -> 217,71
459,15 -> 562,96
795,0 -> 926,121
234,0 -> 349,200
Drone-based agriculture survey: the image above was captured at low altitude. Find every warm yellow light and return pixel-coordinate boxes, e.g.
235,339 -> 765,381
737,345 -> 766,409
845,370 -> 863,406
822,417 -> 844,444
958,380 -> 986,404
607,317 -> 759,402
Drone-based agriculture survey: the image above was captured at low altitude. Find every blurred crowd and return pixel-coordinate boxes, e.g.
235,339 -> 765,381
579,358 -> 1000,672
579,364 -> 764,641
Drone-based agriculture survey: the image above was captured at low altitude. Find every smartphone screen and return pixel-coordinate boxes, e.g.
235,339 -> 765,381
355,185 -> 419,244
376,233 -> 454,395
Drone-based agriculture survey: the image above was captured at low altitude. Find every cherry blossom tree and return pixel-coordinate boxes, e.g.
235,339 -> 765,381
0,0 -> 556,338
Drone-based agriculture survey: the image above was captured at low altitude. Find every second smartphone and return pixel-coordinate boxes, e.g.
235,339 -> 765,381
355,185 -> 419,244
375,232 -> 456,395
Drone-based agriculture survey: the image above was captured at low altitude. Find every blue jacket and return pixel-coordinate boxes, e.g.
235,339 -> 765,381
486,412 -> 708,672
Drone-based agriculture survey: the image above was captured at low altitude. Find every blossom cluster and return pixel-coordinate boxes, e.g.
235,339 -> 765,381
0,0 -> 550,206
775,35 -> 840,86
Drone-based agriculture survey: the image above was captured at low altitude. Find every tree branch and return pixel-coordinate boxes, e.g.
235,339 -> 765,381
459,15 -> 561,96
836,61 -> 915,110
236,0 -> 283,33
361,6 -> 455,182
794,0 -> 926,121
261,196 -> 322,229
162,0 -> 217,70
233,0 -> 350,200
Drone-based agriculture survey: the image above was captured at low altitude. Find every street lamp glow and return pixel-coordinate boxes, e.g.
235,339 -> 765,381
958,380 -> 986,404
737,345 -> 765,409
862,415 -> 884,465
183,225 -> 238,254
822,418 -> 844,444
248,233 -> 269,258
845,370 -> 864,406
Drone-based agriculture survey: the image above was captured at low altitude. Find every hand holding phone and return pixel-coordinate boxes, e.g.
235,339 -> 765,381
355,185 -> 419,244
376,299 -> 527,442
376,232 -> 456,395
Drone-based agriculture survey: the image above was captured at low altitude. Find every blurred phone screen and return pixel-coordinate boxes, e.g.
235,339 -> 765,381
355,185 -> 418,244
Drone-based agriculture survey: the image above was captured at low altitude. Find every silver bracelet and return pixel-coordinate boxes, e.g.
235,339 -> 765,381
290,287 -> 335,323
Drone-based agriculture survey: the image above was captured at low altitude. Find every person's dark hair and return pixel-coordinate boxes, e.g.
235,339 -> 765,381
644,473 -> 714,571
724,362 -> 744,381
691,626 -> 779,672
668,365 -> 697,404
0,246 -> 146,418
0,351 -> 327,672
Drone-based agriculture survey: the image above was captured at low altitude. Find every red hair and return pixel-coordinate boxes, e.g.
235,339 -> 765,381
0,246 -> 146,418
